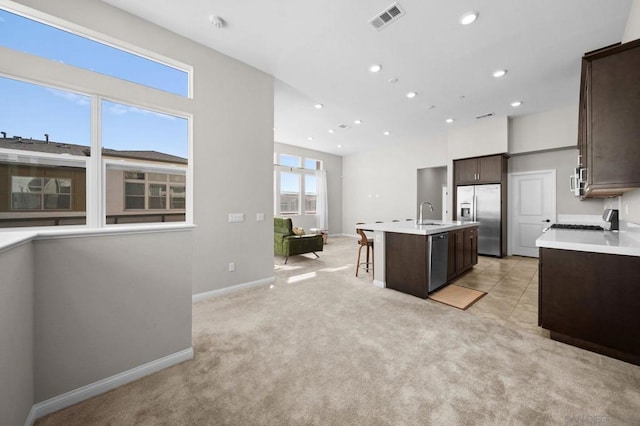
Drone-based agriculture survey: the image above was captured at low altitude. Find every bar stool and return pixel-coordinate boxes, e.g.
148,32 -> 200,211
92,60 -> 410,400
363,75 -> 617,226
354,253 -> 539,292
355,223 -> 374,278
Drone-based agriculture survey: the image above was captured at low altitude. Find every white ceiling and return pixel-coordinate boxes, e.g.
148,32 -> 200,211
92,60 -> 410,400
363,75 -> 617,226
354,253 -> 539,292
103,0 -> 633,156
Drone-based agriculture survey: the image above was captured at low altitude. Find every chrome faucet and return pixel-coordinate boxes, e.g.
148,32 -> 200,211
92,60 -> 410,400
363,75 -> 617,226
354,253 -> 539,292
418,201 -> 434,224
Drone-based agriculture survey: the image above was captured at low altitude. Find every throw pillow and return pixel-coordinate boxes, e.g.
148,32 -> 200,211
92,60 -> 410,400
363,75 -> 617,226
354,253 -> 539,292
292,227 -> 305,236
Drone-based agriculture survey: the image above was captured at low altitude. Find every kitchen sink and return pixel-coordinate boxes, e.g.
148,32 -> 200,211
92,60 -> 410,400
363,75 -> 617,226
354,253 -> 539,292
418,222 -> 447,226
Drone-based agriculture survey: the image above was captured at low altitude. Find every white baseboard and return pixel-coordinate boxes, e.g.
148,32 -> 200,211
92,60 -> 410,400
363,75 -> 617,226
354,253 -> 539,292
26,347 -> 193,425
373,279 -> 385,288
192,276 -> 275,303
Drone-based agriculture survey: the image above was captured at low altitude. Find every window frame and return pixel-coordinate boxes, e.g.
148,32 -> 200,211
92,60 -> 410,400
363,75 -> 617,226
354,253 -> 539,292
0,4 -> 193,99
0,4 -> 194,232
274,158 -> 322,217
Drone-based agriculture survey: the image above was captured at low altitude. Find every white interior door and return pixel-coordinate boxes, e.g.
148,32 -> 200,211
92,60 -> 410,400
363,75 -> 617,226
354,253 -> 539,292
509,170 -> 556,257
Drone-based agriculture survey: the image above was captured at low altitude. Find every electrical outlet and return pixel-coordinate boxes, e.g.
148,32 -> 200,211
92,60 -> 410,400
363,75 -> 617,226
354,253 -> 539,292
228,262 -> 236,272
228,213 -> 245,223
256,213 -> 265,222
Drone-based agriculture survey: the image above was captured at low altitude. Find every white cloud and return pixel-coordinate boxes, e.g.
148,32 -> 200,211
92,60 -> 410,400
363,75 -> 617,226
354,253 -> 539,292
46,88 -> 90,106
107,103 -> 176,120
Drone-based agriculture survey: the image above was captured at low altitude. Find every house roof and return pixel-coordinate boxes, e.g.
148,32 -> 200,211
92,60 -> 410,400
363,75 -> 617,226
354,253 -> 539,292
0,137 -> 188,165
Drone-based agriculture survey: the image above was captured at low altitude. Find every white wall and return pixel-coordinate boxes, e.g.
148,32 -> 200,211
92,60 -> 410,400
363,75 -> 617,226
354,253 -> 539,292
343,133 -> 448,233
509,148 -> 603,215
0,243 -> 34,426
6,0 -> 275,295
274,142 -> 343,235
33,231 -> 192,401
447,116 -> 509,160
508,105 -> 579,154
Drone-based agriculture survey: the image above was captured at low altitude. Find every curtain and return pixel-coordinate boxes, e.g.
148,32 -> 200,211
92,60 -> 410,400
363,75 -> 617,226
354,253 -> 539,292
315,170 -> 328,229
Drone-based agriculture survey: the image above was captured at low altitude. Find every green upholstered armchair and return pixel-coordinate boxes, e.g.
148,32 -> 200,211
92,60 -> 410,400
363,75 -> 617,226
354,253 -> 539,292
274,217 -> 324,264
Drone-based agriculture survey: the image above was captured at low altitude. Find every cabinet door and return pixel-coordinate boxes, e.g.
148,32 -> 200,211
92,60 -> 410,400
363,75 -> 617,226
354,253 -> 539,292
539,248 -> 640,364
455,229 -> 465,275
588,44 -> 640,190
477,155 -> 503,183
447,231 -> 456,280
470,227 -> 478,266
455,159 -> 478,185
462,228 -> 473,270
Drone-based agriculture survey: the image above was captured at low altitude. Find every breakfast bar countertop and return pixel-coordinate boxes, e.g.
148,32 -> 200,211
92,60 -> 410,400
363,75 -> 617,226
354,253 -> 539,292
536,222 -> 640,257
356,220 -> 479,236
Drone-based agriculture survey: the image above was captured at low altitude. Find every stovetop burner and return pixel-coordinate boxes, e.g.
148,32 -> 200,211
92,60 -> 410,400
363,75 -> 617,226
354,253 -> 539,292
549,224 -> 604,231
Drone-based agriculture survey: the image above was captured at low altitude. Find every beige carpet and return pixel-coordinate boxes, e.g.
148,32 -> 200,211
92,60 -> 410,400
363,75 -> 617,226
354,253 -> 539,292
37,237 -> 640,425
429,284 -> 486,310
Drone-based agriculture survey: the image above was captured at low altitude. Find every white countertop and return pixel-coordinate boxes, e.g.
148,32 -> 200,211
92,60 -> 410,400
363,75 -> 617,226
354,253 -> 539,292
356,220 -> 479,236
536,222 -> 640,257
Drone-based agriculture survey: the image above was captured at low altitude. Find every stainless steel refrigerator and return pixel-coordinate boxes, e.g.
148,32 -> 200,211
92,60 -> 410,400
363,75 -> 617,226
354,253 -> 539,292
457,184 -> 501,256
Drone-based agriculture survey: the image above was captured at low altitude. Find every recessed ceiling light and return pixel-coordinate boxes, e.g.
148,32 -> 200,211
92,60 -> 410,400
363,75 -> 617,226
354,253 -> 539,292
354,119 -> 362,124
314,103 -> 323,109
492,69 -> 507,78
388,77 -> 399,84
445,118 -> 454,124
511,101 -> 522,107
427,105 -> 436,110
383,131 -> 390,136
459,11 -> 478,25
369,64 -> 382,73
337,145 -> 342,148
307,137 -> 313,141
328,129 -> 335,134
406,92 -> 417,99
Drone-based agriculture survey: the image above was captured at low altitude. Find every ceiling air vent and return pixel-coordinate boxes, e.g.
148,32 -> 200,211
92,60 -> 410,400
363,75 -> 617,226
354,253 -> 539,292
475,112 -> 495,120
369,2 -> 405,31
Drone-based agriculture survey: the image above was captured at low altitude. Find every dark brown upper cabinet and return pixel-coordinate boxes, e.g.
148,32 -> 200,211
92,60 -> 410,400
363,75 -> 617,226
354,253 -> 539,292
454,155 -> 504,185
578,38 -> 640,198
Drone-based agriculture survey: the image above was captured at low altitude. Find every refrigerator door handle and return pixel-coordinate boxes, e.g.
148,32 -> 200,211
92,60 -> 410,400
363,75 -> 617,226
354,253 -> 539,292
473,195 -> 477,221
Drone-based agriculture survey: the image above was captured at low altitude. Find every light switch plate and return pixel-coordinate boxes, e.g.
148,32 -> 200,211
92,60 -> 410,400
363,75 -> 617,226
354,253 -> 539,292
228,213 -> 245,223
256,213 -> 265,222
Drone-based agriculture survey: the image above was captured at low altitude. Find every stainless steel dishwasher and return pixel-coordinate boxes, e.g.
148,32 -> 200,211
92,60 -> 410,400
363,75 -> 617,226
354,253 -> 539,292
428,232 -> 449,292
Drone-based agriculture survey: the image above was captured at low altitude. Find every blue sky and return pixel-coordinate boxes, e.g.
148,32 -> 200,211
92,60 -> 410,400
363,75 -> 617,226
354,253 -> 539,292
0,9 -> 188,158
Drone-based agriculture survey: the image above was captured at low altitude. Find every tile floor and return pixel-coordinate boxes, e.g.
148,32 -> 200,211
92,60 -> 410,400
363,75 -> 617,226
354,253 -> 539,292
452,255 -> 548,337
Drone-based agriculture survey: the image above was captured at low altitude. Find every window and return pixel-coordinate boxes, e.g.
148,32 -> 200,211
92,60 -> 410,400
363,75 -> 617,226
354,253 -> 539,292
279,154 -> 301,168
279,172 -> 300,215
304,174 -> 317,214
12,176 -> 71,210
0,8 -> 189,97
123,172 -> 186,211
304,158 -> 322,170
103,100 -> 188,224
0,77 -> 89,228
0,6 -> 192,230
274,153 -> 323,217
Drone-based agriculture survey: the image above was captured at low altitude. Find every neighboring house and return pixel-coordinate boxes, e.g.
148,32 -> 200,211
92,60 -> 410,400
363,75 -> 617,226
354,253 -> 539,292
0,136 -> 187,227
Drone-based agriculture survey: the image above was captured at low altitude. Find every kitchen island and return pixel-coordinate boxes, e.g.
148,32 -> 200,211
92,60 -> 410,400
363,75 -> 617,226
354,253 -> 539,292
356,220 -> 479,298
536,223 -> 640,365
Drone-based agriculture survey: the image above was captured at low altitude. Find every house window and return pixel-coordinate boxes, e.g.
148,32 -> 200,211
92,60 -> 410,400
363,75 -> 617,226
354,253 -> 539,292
11,176 -> 71,210
279,172 -> 300,215
304,174 -> 317,214
274,154 -> 323,217
0,76 -> 89,228
0,8 -> 190,97
0,4 -> 192,230
123,172 -> 186,211
103,100 -> 188,224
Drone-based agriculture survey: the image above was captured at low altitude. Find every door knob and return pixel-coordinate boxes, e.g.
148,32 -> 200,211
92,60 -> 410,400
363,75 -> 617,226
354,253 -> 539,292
542,219 -> 550,222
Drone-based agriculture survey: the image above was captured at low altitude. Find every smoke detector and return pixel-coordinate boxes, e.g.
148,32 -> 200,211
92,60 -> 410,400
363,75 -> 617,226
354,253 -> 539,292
209,15 -> 225,29
369,2 -> 405,31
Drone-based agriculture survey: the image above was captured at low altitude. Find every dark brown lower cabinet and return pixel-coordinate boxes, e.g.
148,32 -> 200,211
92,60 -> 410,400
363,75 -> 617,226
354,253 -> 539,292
539,247 -> 640,366
447,227 -> 478,281
386,227 -> 478,299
